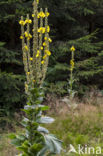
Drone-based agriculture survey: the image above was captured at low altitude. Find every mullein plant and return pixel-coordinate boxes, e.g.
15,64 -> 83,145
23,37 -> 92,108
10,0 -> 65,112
68,46 -> 76,100
10,0 -> 62,155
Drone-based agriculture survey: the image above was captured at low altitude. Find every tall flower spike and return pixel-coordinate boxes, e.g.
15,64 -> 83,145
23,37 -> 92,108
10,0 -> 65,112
38,8 -> 43,80
19,1 -> 51,87
26,14 -> 32,75
33,0 -> 38,81
41,8 -> 50,84
69,45 -> 76,99
20,16 -> 30,84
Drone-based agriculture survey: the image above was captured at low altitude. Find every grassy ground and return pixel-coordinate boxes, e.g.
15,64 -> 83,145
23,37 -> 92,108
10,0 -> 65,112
1,102 -> 103,155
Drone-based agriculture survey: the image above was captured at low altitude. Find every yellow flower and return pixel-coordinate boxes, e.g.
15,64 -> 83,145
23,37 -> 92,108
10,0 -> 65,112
41,46 -> 43,50
20,36 -> 23,39
41,60 -> 44,64
48,38 -> 52,43
38,27 -> 45,34
45,50 -> 51,56
30,57 -> 33,61
42,28 -> 45,33
47,26 -> 50,32
28,19 -> 32,24
25,19 -> 32,24
37,14 -> 40,18
38,28 -> 41,33
27,72 -> 30,75
46,12 -> 50,17
70,46 -> 75,52
32,14 -> 35,17
19,20 -> 25,26
36,50 -> 40,58
44,37 -> 47,40
33,80 -> 36,83
43,55 -> 47,59
25,19 -> 28,24
29,34 -> 32,38
27,34 -> 32,40
43,42 -> 47,46
24,31 -> 28,37
37,0 -> 39,3
24,45 -> 28,51
70,60 -> 74,68
29,34 -> 32,37
36,54 -> 39,58
38,12 -> 45,18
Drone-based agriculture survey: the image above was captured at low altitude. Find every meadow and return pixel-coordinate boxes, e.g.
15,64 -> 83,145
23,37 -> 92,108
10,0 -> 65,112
1,94 -> 103,156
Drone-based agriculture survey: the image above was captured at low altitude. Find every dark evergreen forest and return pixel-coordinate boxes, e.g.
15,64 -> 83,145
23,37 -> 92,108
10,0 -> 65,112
0,0 -> 103,114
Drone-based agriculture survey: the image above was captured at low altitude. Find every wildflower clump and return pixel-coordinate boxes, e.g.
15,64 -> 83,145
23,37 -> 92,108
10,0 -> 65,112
10,0 -> 62,156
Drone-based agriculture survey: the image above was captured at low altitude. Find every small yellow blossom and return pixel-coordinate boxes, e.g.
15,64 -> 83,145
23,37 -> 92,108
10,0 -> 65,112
43,42 -> 47,46
25,19 -> 28,24
24,45 -> 28,51
28,19 -> 32,24
36,54 -> 39,58
25,19 -> 32,24
48,38 -> 52,43
27,34 -> 32,40
20,36 -> 23,39
32,14 -> 35,17
41,46 -> 43,50
47,26 -> 50,32
38,28 -> 41,33
24,31 -> 28,37
38,27 -> 45,34
45,12 -> 50,17
70,46 -> 75,52
42,28 -> 45,33
44,37 -> 47,40
29,34 -> 32,38
30,57 -> 33,61
19,20 -> 25,26
36,50 -> 40,58
41,60 -> 44,64
70,60 -> 74,67
43,55 -> 47,59
37,0 -> 39,4
37,14 -> 40,18
45,50 -> 51,56
33,80 -> 36,83
27,72 -> 30,75
38,12 -> 45,18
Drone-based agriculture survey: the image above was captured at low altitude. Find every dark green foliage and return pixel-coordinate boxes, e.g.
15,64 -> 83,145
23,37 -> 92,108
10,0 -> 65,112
44,0 -> 103,95
0,0 -> 32,117
0,42 -> 25,122
0,0 -> 103,117
0,72 -> 25,112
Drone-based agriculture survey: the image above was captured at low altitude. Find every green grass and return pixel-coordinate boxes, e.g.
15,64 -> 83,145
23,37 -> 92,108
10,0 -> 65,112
0,104 -> 103,155
0,133 -> 17,156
